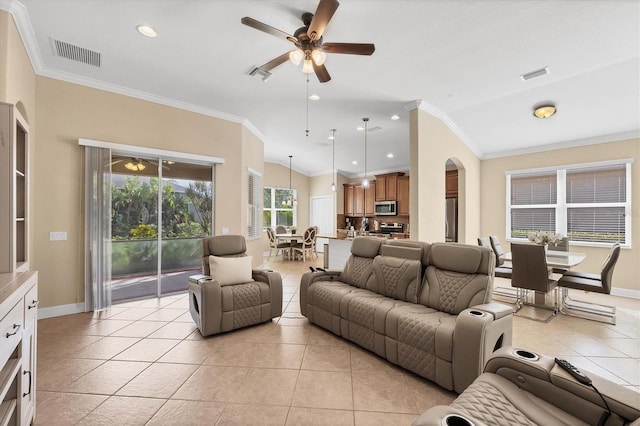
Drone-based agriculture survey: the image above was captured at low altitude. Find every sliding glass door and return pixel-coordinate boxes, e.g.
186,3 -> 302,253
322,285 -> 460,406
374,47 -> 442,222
110,154 -> 213,303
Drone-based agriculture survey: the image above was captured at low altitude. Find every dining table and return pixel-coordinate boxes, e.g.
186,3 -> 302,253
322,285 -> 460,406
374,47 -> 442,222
275,233 -> 304,260
504,249 -> 586,269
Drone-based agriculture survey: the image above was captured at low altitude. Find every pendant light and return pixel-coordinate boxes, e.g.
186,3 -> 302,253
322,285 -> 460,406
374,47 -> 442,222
362,118 -> 369,188
286,155 -> 297,206
329,129 -> 336,192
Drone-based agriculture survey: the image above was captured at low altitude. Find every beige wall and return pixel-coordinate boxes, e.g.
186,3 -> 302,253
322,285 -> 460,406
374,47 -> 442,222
410,107 -> 482,244
33,76 -> 260,308
481,138 -> 640,293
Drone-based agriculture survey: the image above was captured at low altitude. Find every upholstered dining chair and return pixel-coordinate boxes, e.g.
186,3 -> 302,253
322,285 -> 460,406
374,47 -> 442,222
188,235 -> 283,336
558,242 -> 620,324
266,227 -> 290,260
275,225 -> 287,234
550,237 -> 570,274
510,242 -> 558,322
486,236 -> 512,279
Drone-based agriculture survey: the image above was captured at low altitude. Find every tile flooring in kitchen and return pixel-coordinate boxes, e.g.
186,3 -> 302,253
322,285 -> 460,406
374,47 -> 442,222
35,254 -> 640,425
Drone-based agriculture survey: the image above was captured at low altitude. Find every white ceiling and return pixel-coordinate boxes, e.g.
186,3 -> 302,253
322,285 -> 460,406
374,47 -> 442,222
5,0 -> 640,177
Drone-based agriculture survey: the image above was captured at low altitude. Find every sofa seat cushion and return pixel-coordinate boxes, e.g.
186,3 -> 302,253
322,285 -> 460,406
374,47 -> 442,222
306,280 -> 359,333
339,291 -> 399,355
450,373 -> 587,426
385,303 -> 452,381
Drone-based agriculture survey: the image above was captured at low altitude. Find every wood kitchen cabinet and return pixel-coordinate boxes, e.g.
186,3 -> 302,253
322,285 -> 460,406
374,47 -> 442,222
354,185 -> 365,216
446,170 -> 458,198
397,176 -> 410,216
375,172 -> 403,201
344,184 -> 355,216
364,182 -> 376,216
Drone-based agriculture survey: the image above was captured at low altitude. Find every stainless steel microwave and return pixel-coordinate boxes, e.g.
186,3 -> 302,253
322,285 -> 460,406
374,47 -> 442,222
374,201 -> 397,216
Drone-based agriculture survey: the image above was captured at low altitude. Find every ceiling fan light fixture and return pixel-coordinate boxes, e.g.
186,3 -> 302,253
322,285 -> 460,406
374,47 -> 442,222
311,49 -> 326,66
302,59 -> 314,74
534,104 -> 557,119
289,49 -> 304,66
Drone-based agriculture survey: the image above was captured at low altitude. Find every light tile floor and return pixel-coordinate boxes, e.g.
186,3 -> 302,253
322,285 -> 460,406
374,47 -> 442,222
35,254 -> 640,425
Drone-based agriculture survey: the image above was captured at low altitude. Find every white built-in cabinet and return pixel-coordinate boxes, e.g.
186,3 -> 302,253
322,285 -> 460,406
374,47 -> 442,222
0,271 -> 38,426
0,102 -> 37,425
0,102 -> 29,274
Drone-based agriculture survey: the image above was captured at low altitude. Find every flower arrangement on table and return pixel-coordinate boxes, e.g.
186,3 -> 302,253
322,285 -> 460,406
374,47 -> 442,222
528,231 -> 564,247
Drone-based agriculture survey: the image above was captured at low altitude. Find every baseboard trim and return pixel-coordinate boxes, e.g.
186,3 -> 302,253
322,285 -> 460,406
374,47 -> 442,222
611,287 -> 640,299
38,302 -> 86,319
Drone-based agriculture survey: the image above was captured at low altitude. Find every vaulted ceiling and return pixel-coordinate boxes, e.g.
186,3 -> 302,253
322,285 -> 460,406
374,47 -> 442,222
6,0 -> 640,176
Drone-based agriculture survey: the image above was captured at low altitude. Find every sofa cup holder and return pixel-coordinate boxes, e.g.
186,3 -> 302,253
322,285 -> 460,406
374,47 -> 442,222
442,414 -> 475,426
514,349 -> 539,361
468,310 -> 486,317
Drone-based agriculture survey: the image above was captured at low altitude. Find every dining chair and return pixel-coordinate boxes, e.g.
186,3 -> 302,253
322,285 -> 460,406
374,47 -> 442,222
510,242 -> 558,322
275,225 -> 287,234
557,242 -> 620,324
550,237 -> 570,274
487,235 -> 512,279
266,227 -> 291,260
293,227 -> 316,262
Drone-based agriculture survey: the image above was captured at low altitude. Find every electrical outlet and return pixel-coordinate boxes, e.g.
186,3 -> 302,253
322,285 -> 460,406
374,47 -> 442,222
222,227 -> 229,235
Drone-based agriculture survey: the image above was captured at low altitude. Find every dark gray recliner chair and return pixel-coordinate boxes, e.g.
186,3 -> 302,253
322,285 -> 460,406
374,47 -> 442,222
188,235 -> 283,336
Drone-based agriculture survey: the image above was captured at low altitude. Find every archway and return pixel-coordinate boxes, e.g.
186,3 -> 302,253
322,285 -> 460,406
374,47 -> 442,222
445,158 -> 466,242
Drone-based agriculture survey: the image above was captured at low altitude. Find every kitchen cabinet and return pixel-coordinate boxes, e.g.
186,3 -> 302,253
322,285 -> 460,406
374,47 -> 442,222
354,185 -> 365,216
344,184 -> 355,216
0,271 -> 38,426
446,170 -> 458,198
0,103 -> 30,274
364,182 -> 376,216
397,176 -> 410,216
375,172 -> 403,201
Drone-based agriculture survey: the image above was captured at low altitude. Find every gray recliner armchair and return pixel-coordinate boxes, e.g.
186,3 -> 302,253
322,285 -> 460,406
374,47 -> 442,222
188,235 -> 283,336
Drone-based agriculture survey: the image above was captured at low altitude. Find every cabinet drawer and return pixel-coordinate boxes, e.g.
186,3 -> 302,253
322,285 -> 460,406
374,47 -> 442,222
0,301 -> 23,368
23,284 -> 38,329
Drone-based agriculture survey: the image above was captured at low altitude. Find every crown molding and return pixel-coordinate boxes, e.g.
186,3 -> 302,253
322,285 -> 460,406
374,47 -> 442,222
482,130 -> 640,160
1,0 -> 268,145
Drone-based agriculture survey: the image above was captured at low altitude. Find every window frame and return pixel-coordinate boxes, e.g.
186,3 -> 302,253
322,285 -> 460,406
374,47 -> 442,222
262,186 -> 297,231
506,159 -> 632,248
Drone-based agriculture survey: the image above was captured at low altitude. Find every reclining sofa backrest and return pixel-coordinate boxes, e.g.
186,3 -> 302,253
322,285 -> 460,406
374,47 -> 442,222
201,235 -> 247,275
340,237 -> 382,289
420,243 -> 494,314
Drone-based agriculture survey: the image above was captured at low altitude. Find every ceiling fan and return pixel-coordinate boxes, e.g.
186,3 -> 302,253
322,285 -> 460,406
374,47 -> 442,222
111,157 -> 171,172
241,0 -> 375,83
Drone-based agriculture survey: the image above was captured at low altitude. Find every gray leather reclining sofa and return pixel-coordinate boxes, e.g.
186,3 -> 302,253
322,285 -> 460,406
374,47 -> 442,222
300,236 -> 513,393
413,346 -> 640,426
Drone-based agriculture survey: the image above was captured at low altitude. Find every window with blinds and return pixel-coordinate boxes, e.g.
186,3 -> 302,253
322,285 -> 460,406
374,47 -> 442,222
506,160 -> 631,246
247,169 -> 261,239
263,187 -> 296,229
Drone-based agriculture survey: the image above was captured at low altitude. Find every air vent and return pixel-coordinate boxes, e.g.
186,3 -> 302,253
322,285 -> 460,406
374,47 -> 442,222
51,38 -> 101,67
520,67 -> 549,81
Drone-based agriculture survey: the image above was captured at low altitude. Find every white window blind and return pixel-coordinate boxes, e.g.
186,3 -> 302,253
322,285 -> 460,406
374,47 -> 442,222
506,160 -> 631,246
247,169 -> 261,239
566,165 -> 626,243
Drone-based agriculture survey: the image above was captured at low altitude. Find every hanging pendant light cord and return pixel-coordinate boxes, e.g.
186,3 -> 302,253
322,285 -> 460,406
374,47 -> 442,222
305,76 -> 310,138
363,118 -> 369,185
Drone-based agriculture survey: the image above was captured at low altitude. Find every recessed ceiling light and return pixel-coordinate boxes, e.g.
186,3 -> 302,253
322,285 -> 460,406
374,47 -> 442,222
352,160 -> 358,165
386,153 -> 394,158
309,94 -> 320,101
137,25 -> 157,38
356,126 -> 364,131
533,104 -> 557,119
390,114 -> 400,120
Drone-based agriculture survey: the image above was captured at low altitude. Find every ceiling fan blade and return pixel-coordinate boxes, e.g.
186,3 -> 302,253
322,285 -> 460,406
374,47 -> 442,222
258,52 -> 291,73
322,42 -> 375,55
241,17 -> 297,43
307,0 -> 339,41
313,62 -> 331,83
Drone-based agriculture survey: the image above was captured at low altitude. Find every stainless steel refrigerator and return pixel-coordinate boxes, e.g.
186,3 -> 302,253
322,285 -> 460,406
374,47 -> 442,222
445,198 -> 458,242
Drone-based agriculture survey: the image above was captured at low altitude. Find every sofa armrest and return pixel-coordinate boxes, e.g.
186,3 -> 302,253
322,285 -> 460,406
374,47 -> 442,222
486,347 -> 640,424
188,274 -> 222,336
412,405 -> 487,426
252,270 -> 283,318
469,302 -> 513,320
299,270 -> 342,316
451,306 -> 513,393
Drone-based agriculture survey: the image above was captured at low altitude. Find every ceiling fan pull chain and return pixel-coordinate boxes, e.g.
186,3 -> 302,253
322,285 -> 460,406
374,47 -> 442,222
305,75 -> 310,138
